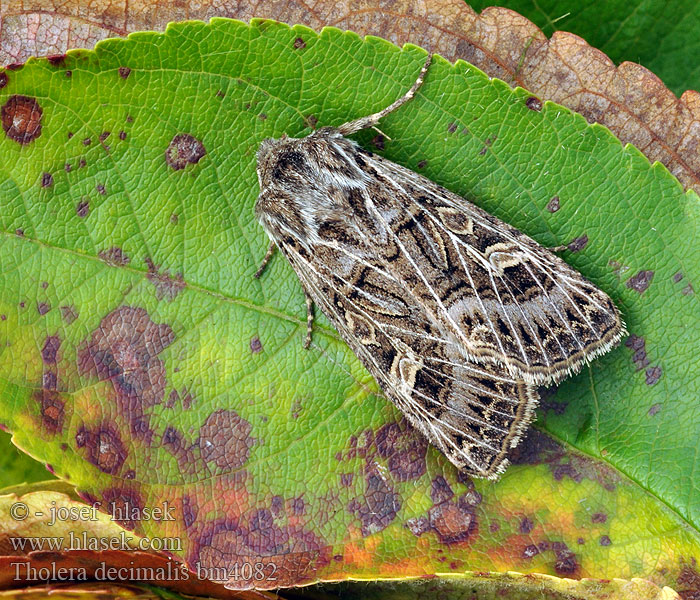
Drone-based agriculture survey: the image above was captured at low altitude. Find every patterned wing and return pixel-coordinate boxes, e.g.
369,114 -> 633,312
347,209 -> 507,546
360,151 -> 625,385
254,128 -> 624,476
275,232 -> 537,479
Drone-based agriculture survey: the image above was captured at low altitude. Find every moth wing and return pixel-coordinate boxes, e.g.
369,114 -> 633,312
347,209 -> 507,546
277,236 -> 537,479
366,154 -> 625,385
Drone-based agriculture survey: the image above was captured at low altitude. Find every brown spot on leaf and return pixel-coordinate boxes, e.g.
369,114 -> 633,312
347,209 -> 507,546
591,512 -> 607,523
648,403 -> 661,416
683,284 -> 695,296
79,158 -> 86,168
165,134 -> 206,171
199,409 -> 255,470
567,234 -> 588,253
677,559 -> 700,600
371,135 -> 385,151
2,95 -> 42,144
552,541 -> 579,575
348,465 -> 401,536
375,421 -> 428,481
78,423 -> 128,474
430,475 -> 454,504
626,269 -> 654,294
599,535 -> 612,546
40,172 -> 53,188
47,54 -> 66,66
99,131 -> 110,143
76,200 -> 89,218
271,495 -> 283,516
447,122 -> 458,133
182,495 -> 198,529
294,37 -> 307,49
41,335 -> 60,364
427,494 -> 477,545
537,384 -> 567,415
625,334 -> 649,370
102,488 -> 143,531
673,271 -> 684,283
417,159 -> 427,169
170,213 -> 179,224
519,517 -> 534,534
118,67 -> 131,79
291,496 -> 305,515
526,96 -> 542,111
511,430 -> 618,491
0,73 -> 8,88
119,130 -> 127,140
65,71 -> 72,78
250,336 -> 263,353
64,163 -> 72,172
258,113 -> 268,121
510,428 -> 563,466
162,425 -> 181,446
193,513 -> 330,589
99,247 -> 130,266
304,114 -> 318,129
77,306 -> 174,430
144,257 -> 186,301
37,302 -> 50,315
645,365 -> 662,385
60,305 -> 78,324
96,183 -> 106,195
36,389 -> 64,434
82,137 -> 92,146
340,473 -> 353,487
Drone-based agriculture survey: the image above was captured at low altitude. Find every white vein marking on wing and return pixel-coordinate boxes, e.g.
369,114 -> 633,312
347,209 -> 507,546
418,359 -> 522,407
519,259 -> 588,353
293,262 -> 519,428
280,242 -> 511,454
402,392 -> 500,464
377,174 -> 535,368
356,162 -> 510,363
389,167 -> 566,365
298,244 -> 520,408
378,157 -> 609,349
413,364 -> 520,419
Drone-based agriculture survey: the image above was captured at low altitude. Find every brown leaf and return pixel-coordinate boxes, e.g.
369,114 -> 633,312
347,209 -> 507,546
1,2 -> 699,194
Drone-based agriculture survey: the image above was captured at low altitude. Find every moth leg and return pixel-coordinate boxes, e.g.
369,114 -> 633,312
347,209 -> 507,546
337,55 -> 432,136
547,244 -> 567,253
303,291 -> 315,350
254,242 -> 277,278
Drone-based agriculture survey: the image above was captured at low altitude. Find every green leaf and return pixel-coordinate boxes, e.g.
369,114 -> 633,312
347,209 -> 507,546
467,0 -> 700,97
0,18 -> 697,591
0,430 -> 54,487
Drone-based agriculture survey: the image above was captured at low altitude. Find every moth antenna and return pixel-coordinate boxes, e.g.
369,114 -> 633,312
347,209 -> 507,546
337,55 -> 431,136
371,126 -> 392,141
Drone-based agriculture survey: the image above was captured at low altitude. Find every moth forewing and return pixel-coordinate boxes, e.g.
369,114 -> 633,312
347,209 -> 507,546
254,55 -> 625,478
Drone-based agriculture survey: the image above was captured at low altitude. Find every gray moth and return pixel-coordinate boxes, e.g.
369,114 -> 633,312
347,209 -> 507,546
254,56 -> 625,479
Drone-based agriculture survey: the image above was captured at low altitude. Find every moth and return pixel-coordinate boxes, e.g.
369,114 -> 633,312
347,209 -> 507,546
254,56 -> 625,479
